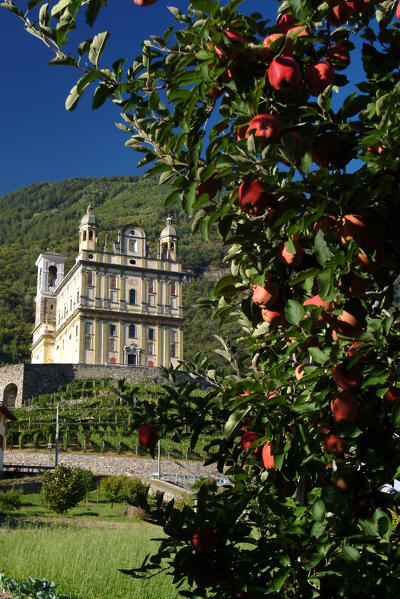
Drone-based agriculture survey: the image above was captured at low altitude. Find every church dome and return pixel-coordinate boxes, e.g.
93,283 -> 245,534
160,216 -> 177,239
80,205 -> 98,226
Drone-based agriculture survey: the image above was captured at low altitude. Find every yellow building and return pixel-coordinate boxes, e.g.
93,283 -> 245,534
31,207 -> 184,367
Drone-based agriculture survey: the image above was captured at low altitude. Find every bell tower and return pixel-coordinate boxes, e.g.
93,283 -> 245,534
34,251 -> 68,327
79,206 -> 98,253
158,216 -> 178,261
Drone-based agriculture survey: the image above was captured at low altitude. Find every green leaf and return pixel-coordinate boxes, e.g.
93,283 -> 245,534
290,268 -> 319,286
342,545 -> 361,561
285,299 -> 304,326
308,347 -> 330,365
85,0 -> 106,26
311,521 -> 326,538
314,229 -> 332,266
190,0 -> 218,14
289,0 -> 310,20
88,31 -> 110,66
393,402 -> 400,427
51,0 -> 71,17
224,408 -> 251,440
300,151 -> 312,174
312,499 -> 326,522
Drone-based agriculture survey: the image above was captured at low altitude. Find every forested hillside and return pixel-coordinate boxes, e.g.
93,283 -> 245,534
0,176 -> 227,365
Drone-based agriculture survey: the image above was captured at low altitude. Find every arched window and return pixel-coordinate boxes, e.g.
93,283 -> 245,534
129,289 -> 136,305
129,325 -> 136,338
48,266 -> 57,287
87,273 -> 93,287
110,275 -> 117,289
83,231 -> 87,241
89,230 -> 93,240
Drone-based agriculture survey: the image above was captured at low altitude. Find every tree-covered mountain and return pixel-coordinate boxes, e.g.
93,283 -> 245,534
0,176 -> 227,365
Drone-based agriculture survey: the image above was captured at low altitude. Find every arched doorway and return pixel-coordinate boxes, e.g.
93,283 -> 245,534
3,383 -> 17,408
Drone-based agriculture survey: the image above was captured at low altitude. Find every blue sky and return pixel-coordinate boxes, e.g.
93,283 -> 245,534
0,0 -> 276,197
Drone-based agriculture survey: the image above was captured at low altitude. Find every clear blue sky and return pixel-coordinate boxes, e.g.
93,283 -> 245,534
0,0 -> 275,197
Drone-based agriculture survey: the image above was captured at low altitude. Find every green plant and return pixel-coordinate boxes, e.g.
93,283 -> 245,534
0,488 -> 23,512
0,572 -> 71,599
41,466 -> 87,514
191,476 -> 218,494
125,477 -> 150,510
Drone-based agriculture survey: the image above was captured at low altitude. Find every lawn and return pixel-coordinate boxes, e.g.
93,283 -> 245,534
0,493 -> 185,599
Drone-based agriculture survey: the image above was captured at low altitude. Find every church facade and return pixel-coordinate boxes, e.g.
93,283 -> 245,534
31,207 -> 184,368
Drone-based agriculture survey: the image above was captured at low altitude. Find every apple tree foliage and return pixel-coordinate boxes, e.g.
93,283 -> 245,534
3,0 -> 400,595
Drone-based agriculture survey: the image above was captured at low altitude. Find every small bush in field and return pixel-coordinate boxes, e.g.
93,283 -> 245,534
191,476 -> 218,494
0,488 -> 22,511
99,475 -> 149,508
41,466 -> 86,514
125,477 -> 150,510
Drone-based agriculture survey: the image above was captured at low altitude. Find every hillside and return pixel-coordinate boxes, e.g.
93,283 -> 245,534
0,176 -> 227,365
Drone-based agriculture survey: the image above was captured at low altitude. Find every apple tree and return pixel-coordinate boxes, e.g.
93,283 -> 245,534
3,0 -> 400,595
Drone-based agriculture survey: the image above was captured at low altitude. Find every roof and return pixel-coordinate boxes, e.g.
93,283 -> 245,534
80,205 -> 98,227
160,216 -> 177,239
0,405 -> 17,421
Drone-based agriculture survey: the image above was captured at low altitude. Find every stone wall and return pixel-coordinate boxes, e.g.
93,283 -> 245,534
0,363 -> 188,408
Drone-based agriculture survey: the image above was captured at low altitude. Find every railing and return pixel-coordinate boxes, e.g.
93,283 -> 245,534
152,472 -> 228,487
3,464 -> 54,473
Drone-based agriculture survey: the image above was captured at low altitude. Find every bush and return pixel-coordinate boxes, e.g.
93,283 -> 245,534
40,466 -> 87,514
0,572 -> 71,599
191,476 -> 218,494
99,475 -> 149,509
0,488 -> 22,512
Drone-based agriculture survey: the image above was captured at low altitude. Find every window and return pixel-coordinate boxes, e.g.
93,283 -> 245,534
48,266 -> 57,287
87,273 -> 93,286
110,275 -> 117,289
89,230 -> 93,240
148,342 -> 155,356
148,280 -> 154,294
85,322 -> 92,335
129,240 -> 137,252
171,297 -> 177,309
83,231 -> 87,241
75,325 -> 78,337
76,290 -> 79,303
129,325 -> 136,338
129,289 -> 136,304
70,297 -> 73,311
171,343 -> 177,358
85,336 -> 92,350
111,290 -> 118,303
109,339 -> 116,352
148,328 -> 154,340
171,283 -> 177,296
110,324 -> 116,337
87,287 -> 94,300
171,331 -> 177,342
148,295 -> 155,307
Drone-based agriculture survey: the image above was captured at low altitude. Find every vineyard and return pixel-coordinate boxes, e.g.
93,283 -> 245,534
6,377 -> 217,462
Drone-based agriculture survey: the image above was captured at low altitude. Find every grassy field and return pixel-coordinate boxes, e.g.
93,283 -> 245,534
0,493 -> 185,599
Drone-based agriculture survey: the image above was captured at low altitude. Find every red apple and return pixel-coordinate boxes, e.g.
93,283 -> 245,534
262,442 -> 276,469
276,11 -> 297,32
245,114 -> 283,144
252,280 -> 279,308
287,25 -> 312,39
215,29 -> 247,59
238,179 -> 269,215
332,362 -> 362,391
268,56 -> 302,95
328,1 -> 355,26
303,295 -> 334,321
295,364 -> 306,380
262,33 -> 293,58
241,431 -> 259,450
133,0 -> 157,5
305,62 -> 335,96
330,391 -> 358,423
311,132 -> 345,167
313,215 -> 337,234
323,433 -> 345,456
324,44 -> 350,70
332,310 -> 361,338
196,177 -> 219,199
192,529 -> 218,554
338,214 -> 367,245
384,386 -> 400,402
278,238 -> 304,267
261,301 -> 288,326
138,424 -> 158,448
396,0 -> 400,18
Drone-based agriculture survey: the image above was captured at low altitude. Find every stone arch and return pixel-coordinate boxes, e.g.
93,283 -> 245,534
3,383 -> 17,408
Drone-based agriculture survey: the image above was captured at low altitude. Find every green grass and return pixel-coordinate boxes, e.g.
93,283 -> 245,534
0,493 -> 185,599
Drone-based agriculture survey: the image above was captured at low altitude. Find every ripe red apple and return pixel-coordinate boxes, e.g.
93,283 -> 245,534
192,529 -> 218,554
338,214 -> 367,245
396,0 -> 400,18
305,62 -> 335,96
241,430 -> 259,450
324,44 -> 350,70
278,238 -> 304,267
313,215 -> 337,234
276,11 -> 298,32
245,114 -> 283,144
133,0 -> 157,5
287,25 -> 311,39
262,33 -> 293,58
196,177 -> 219,199
331,391 -> 358,423
261,301 -> 288,326
238,179 -> 269,215
268,56 -> 302,95
356,238 -> 383,273
328,1 -> 356,26
215,29 -> 247,59
138,424 -> 158,448
262,442 -> 276,469
384,386 -> 400,402
323,433 -> 345,456
252,280 -> 279,308
332,310 -> 361,338
303,295 -> 334,321
295,364 -> 306,380
332,362 -> 362,391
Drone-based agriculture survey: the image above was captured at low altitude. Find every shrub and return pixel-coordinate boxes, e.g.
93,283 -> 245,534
40,465 -> 87,514
0,488 -> 22,512
99,475 -> 149,508
125,477 -> 150,510
0,572 -> 71,599
191,476 -> 218,494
